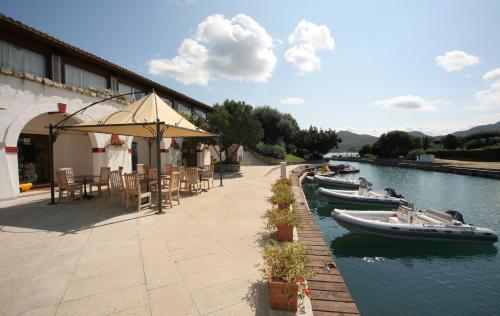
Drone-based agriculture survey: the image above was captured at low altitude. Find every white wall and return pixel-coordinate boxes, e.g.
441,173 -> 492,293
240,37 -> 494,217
0,73 -> 129,200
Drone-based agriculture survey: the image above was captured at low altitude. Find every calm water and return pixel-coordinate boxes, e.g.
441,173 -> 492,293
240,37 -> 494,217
302,162 -> 500,316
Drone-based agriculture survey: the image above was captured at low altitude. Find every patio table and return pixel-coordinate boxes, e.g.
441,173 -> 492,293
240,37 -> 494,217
73,174 -> 96,200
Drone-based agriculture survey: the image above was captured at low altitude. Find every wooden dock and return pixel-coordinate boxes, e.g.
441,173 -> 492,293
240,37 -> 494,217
290,166 -> 360,315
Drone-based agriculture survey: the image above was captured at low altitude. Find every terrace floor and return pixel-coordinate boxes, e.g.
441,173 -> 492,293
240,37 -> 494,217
0,165 -> 305,316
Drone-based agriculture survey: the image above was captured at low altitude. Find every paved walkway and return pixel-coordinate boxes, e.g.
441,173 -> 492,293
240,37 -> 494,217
0,165 -> 302,316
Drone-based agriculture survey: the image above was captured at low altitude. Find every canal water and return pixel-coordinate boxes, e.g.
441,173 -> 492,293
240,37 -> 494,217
302,162 -> 500,316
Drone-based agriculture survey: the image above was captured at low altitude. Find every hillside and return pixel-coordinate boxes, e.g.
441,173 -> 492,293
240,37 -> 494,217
333,131 -> 378,152
452,121 -> 500,137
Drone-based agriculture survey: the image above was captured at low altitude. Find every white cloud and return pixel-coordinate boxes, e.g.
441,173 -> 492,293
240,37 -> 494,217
373,95 -> 445,111
435,50 -> 480,72
473,67 -> 500,110
148,14 -> 276,85
280,97 -> 306,105
284,20 -> 334,74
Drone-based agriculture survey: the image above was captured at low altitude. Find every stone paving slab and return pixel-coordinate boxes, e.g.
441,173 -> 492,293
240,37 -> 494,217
0,165 -> 311,316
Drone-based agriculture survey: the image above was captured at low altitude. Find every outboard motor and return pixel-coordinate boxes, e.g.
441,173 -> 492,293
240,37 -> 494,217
384,188 -> 404,199
445,210 -> 465,224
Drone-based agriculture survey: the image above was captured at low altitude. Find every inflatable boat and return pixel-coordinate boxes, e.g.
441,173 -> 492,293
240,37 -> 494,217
319,187 -> 404,207
307,175 -> 361,189
331,206 -> 498,244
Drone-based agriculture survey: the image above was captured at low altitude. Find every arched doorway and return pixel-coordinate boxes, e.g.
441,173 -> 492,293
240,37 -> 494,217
17,113 -> 95,187
131,137 -> 158,171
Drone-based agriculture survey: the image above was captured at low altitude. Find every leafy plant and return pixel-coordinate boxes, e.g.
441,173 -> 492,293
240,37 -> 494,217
255,142 -> 286,159
261,241 -> 313,300
270,190 -> 295,209
271,178 -> 292,193
265,207 -> 301,230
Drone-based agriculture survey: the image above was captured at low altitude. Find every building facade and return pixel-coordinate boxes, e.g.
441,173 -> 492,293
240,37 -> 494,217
0,14 -> 212,200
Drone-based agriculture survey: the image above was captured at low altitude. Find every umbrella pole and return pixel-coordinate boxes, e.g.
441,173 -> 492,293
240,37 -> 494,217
48,124 -> 56,204
156,119 -> 163,214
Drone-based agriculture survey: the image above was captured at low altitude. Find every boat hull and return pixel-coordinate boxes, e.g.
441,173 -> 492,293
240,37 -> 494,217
332,210 -> 498,244
319,188 -> 402,207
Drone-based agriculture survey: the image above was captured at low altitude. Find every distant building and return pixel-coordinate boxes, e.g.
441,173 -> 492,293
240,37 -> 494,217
0,14 -> 212,200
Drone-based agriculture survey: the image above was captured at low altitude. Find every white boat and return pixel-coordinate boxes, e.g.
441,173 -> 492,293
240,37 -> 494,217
331,206 -> 498,244
319,187 -> 404,207
308,175 -> 361,189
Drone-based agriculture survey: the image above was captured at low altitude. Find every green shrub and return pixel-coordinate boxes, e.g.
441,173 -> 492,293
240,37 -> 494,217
256,142 -> 286,159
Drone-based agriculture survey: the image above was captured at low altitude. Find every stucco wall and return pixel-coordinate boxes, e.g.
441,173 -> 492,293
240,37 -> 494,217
0,73 -> 173,200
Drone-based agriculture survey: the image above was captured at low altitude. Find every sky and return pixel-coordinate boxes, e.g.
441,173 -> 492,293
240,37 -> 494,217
2,0 -> 500,136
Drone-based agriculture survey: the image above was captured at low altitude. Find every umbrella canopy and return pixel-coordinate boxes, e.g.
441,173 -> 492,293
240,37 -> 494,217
62,92 -> 215,138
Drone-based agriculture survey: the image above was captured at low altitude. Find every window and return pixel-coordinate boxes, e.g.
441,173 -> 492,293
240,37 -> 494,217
177,103 -> 192,115
64,64 -> 106,89
0,39 -> 45,77
161,97 -> 173,108
118,82 -> 145,101
193,108 -> 207,119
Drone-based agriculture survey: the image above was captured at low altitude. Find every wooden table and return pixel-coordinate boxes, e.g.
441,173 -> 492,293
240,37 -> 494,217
73,174 -> 97,199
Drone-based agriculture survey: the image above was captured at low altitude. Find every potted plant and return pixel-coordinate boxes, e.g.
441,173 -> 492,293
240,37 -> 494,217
270,188 -> 295,211
271,178 -> 292,194
265,207 -> 301,242
262,241 -> 313,311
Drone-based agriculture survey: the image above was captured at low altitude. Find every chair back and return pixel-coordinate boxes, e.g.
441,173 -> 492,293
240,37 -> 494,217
109,170 -> 123,191
186,167 -> 198,182
170,172 -> 181,190
100,167 -> 111,183
163,164 -> 173,175
149,167 -> 158,179
59,167 -> 74,183
124,173 -> 141,195
179,166 -> 186,180
137,164 -> 145,175
56,169 -> 70,189
203,165 -> 214,177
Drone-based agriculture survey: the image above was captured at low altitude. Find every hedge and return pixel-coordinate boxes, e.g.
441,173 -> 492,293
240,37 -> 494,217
255,142 -> 286,159
427,148 -> 500,161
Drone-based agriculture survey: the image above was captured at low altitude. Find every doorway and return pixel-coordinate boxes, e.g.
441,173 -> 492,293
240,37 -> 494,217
17,133 -> 49,184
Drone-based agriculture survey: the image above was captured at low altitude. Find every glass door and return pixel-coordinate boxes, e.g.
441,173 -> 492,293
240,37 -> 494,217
17,133 -> 49,184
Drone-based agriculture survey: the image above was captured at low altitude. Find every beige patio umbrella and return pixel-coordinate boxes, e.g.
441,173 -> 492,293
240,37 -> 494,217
52,91 -> 216,212
64,92 -> 215,138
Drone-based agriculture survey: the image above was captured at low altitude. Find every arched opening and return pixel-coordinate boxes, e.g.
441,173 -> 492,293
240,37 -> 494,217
17,113 -> 94,187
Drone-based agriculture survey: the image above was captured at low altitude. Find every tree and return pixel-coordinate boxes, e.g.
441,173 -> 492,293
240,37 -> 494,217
373,131 -> 419,158
359,144 -> 372,157
441,134 -> 462,150
253,106 -> 300,148
422,136 -> 431,150
208,100 -> 263,162
296,126 -> 341,159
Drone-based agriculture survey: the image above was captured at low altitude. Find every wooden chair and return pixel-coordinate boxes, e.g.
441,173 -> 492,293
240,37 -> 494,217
136,164 -> 145,177
90,167 -> 111,195
58,167 -> 75,183
124,173 -> 151,211
148,167 -> 159,192
162,171 -> 181,207
184,167 -> 201,195
109,170 -> 124,203
56,169 -> 83,201
201,165 -> 214,190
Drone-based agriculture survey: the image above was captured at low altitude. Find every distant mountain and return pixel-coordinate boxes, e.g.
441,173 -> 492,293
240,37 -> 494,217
333,131 -> 378,152
408,131 -> 429,138
451,121 -> 500,137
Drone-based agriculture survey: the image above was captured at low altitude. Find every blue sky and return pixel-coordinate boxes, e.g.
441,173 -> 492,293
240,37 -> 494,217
2,0 -> 500,135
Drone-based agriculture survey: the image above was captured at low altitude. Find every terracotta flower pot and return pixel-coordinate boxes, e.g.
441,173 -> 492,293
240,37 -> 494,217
268,280 -> 298,311
276,224 -> 293,242
277,203 -> 290,211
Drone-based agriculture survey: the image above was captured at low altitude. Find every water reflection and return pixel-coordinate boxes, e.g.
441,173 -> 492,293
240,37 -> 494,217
331,232 -> 498,259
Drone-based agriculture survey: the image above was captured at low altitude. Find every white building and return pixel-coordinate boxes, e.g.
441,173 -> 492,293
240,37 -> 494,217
0,14 -> 212,200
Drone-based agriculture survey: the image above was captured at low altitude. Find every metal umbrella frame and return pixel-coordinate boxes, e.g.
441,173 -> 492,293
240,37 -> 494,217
48,90 -> 216,213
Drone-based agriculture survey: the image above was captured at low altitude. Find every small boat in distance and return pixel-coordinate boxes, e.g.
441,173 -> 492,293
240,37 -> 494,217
319,186 -> 404,207
307,174 -> 364,189
327,161 -> 360,174
331,206 -> 498,244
